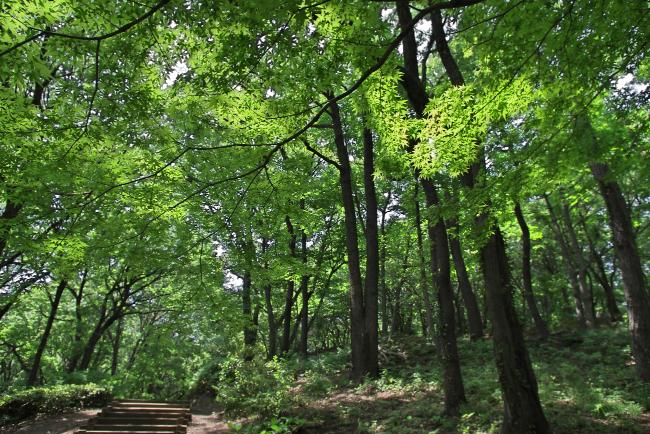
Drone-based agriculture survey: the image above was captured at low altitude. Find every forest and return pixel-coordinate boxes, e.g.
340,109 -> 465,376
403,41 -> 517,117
0,1 -> 649,433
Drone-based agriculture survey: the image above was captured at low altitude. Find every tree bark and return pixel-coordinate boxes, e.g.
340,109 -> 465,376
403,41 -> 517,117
26,279 -> 67,386
421,179 -> 467,415
591,162 -> 650,381
111,316 -> 123,376
242,269 -> 256,361
414,184 -> 435,339
396,1 -> 466,415
264,283 -> 277,359
448,219 -> 484,340
580,218 -> 622,322
363,127 -> 379,378
281,216 -> 297,355
380,192 -> 391,335
560,201 -> 596,327
544,194 -> 585,324
514,202 -> 549,339
67,270 -> 87,373
428,7 -> 549,431
330,96 -> 366,381
299,229 -> 310,357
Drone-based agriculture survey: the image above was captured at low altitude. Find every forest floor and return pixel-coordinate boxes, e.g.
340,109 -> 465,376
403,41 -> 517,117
3,327 -> 649,434
227,326 -> 650,433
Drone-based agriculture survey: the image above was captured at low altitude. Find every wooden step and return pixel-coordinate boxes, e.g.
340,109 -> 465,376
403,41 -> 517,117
101,410 -> 190,417
105,406 -> 189,412
91,418 -> 184,425
77,431 -> 185,434
109,401 -> 190,409
75,400 -> 191,434
83,425 -> 182,431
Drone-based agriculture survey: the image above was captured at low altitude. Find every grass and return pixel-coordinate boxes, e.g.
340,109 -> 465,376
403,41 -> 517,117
223,326 -> 649,433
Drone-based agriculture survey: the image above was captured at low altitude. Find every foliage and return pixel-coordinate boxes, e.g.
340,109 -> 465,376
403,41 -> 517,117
0,383 -> 111,426
214,356 -> 294,418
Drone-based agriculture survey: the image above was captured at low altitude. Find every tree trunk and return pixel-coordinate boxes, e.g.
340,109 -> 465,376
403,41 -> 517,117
544,194 -> 585,324
428,7 -> 549,431
26,280 -> 67,386
414,184 -> 435,339
514,202 -> 549,339
380,193 -> 390,335
281,216 -> 297,355
421,179 -> 467,415
242,270 -> 256,361
67,271 -> 87,373
78,312 -> 120,371
264,283 -> 277,359
330,96 -> 366,381
448,219 -> 484,340
363,127 -> 379,378
561,202 -> 596,327
580,218 -> 622,322
396,0 -> 466,415
111,316 -> 123,376
591,162 -> 650,381
299,230 -> 310,357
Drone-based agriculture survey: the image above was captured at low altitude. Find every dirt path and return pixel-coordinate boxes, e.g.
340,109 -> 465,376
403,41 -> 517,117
1,408 -> 231,434
0,409 -> 99,434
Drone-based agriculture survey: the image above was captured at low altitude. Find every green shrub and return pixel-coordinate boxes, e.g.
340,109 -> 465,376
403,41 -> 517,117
0,383 -> 112,426
214,356 -> 293,418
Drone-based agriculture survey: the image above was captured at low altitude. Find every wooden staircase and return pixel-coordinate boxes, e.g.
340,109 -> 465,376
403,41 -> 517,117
75,399 -> 191,434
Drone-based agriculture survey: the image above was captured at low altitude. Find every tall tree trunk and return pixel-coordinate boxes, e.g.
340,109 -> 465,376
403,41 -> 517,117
264,283 -> 277,359
421,179 -> 467,415
299,229 -> 310,357
428,7 -> 549,431
514,202 -> 549,339
580,218 -> 622,322
396,1 -> 466,415
363,127 -> 380,378
242,270 -> 256,361
544,194 -> 585,324
281,217 -> 297,355
380,193 -> 390,335
591,162 -> 650,381
448,219 -> 484,340
26,280 -> 67,386
561,202 -> 596,327
329,96 -> 366,381
111,316 -> 123,376
67,271 -> 87,373
414,184 -> 435,339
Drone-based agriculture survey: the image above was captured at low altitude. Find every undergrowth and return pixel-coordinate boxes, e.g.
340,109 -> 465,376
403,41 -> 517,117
215,326 -> 649,433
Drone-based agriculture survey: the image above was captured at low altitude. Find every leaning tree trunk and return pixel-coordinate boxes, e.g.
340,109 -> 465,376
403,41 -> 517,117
26,280 -> 67,386
428,7 -> 550,431
591,162 -> 650,381
514,202 -> 549,339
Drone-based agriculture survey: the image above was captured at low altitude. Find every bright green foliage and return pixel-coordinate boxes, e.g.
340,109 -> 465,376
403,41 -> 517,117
0,0 -> 648,432
0,383 -> 111,425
